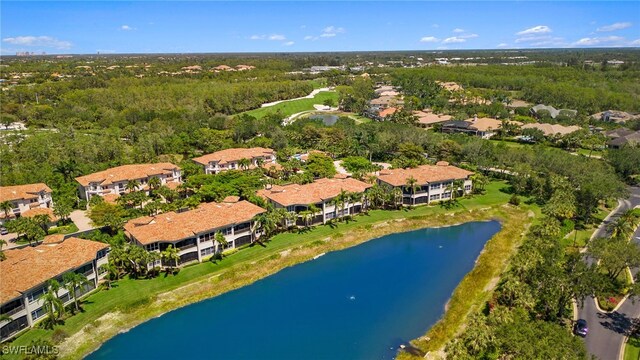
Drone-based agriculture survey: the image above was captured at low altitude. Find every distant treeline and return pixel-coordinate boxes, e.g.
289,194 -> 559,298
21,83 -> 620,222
388,65 -> 640,114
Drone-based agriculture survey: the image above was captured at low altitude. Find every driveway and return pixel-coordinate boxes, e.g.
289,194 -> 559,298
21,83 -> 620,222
69,209 -> 95,232
578,186 -> 640,360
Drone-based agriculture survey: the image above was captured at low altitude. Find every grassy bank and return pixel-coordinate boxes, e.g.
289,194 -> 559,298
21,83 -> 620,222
241,91 -> 338,119
8,181 -> 515,359
624,336 -> 640,360
397,201 -> 535,359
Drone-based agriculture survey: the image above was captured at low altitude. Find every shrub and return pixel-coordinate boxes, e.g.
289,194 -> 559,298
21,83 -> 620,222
51,329 -> 68,344
509,194 -> 521,206
222,248 -> 239,257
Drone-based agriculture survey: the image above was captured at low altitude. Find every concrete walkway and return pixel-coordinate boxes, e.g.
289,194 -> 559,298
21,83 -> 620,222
69,209 -> 95,232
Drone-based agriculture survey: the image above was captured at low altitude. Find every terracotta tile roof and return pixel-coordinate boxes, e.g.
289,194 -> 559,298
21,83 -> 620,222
0,183 -> 51,203
0,237 -> 109,303
223,196 -> 240,203
102,193 -> 120,204
22,207 -> 57,222
261,162 -> 283,171
164,181 -> 181,190
379,107 -> 398,118
42,234 -> 65,244
377,164 -> 473,187
75,163 -> 180,187
521,123 -> 582,136
124,200 -> 266,245
462,117 -> 522,132
257,178 -> 372,207
413,111 -> 452,125
192,147 -> 275,166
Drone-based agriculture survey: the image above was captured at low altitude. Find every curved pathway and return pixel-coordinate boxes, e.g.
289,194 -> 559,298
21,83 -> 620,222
260,87 -> 332,108
578,186 -> 640,360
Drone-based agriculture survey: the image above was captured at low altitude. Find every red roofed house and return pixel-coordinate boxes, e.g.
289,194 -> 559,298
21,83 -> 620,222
192,147 -> 277,175
0,236 -> 110,341
75,163 -> 182,201
124,200 -> 266,266
0,183 -> 53,224
257,177 -> 372,226
376,163 -> 473,206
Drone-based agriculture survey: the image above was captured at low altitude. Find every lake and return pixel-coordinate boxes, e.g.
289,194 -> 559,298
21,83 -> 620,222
309,113 -> 339,125
87,221 -> 501,360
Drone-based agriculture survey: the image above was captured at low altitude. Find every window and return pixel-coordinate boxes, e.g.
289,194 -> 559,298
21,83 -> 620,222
442,192 -> 451,199
430,183 -> 441,190
430,194 -> 441,201
286,205 -> 295,212
58,292 -> 71,304
31,307 -> 46,321
146,243 -> 159,252
97,249 -> 108,259
27,287 -> 46,303
200,247 -> 215,256
464,185 -> 472,191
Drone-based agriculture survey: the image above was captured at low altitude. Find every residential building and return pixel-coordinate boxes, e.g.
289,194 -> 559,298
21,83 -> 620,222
606,130 -> 640,149
257,177 -> 372,226
124,199 -> 266,266
413,110 -> 452,128
530,104 -> 577,119
192,147 -> 277,175
75,163 -> 182,201
376,162 -> 473,206
591,110 -> 638,124
441,117 -> 521,139
0,183 -> 53,224
521,123 -> 582,137
0,235 -> 110,341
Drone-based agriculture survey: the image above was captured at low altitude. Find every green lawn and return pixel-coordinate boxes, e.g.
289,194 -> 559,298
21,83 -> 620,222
8,181 -> 513,358
241,91 -> 338,120
625,336 -> 640,360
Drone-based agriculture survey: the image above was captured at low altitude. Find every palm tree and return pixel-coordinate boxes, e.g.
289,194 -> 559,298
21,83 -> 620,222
161,244 -> 180,272
33,213 -> 51,232
53,202 -> 72,223
256,212 -> 277,237
300,210 -> 313,228
238,158 -> 251,170
62,272 -> 89,312
0,314 -> 12,325
608,210 -> 639,240
391,187 -> 403,209
470,173 -> 488,194
54,159 -> 80,182
308,204 -> 320,225
404,176 -> 420,206
214,232 -> 228,252
0,201 -> 13,219
0,238 -> 6,261
148,176 -> 161,193
99,263 -> 118,289
125,180 -> 140,193
41,280 -> 64,329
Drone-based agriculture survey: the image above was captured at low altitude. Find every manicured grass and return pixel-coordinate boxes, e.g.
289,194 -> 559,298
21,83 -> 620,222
8,181 -> 513,359
241,91 -> 338,120
624,336 -> 640,360
575,147 -> 605,158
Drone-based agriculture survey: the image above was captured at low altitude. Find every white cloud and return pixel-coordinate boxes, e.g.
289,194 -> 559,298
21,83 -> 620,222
631,39 -> 640,45
516,25 -> 552,35
420,36 -> 440,43
2,35 -> 72,49
320,33 -> 336,38
323,26 -> 345,34
497,43 -> 509,48
304,35 -> 314,40
283,41 -> 294,46
460,33 -> 478,39
121,25 -> 134,31
250,34 -> 287,41
442,37 -> 466,44
431,24 -> 439,28
573,36 -> 625,46
597,22 -> 632,32
452,28 -> 465,33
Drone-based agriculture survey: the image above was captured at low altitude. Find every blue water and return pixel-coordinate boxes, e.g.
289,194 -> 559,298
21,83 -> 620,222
87,221 -> 500,360
309,114 -> 339,125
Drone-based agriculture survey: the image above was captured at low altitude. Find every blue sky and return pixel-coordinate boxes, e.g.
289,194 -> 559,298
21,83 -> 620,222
2,1 -> 639,54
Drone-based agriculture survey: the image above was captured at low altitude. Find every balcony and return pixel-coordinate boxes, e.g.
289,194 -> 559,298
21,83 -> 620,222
1,305 -> 25,317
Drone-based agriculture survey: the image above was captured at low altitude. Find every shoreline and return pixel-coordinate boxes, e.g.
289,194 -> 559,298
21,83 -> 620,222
68,207 -> 522,359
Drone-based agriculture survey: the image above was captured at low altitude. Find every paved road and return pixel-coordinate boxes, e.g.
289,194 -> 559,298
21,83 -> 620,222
69,209 -> 94,232
578,186 -> 640,360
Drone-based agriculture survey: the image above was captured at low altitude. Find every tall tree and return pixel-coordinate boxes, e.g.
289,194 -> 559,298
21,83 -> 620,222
62,272 -> 90,312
